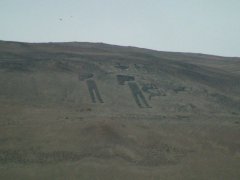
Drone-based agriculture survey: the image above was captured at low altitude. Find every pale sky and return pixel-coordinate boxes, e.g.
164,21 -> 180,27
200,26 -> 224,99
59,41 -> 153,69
0,0 -> 240,57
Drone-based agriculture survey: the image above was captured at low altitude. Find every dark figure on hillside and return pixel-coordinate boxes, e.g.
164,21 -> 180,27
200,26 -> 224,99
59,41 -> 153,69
128,82 -> 151,108
116,75 -> 135,85
86,79 -> 104,103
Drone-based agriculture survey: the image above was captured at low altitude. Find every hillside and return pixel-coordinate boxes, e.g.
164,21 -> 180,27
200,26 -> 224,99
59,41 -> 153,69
0,40 -> 240,180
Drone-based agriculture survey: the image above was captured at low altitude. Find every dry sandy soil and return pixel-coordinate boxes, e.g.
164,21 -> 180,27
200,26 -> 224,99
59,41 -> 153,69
0,41 -> 240,179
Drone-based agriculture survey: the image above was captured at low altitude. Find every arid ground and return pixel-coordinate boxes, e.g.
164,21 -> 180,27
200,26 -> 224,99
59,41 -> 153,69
0,41 -> 240,179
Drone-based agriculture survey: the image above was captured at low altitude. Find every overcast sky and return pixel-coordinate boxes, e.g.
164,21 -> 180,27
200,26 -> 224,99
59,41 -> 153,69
0,0 -> 240,57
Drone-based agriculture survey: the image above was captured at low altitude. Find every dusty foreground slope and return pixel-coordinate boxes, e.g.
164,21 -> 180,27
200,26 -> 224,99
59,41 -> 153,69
0,41 -> 240,180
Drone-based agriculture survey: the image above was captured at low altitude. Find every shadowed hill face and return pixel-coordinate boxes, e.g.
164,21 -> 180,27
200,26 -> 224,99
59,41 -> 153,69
0,41 -> 240,180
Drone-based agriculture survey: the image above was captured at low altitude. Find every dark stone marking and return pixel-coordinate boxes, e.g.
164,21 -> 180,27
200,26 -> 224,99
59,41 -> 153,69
142,83 -> 166,100
78,73 -> 94,81
86,79 -> 104,103
128,82 -> 151,108
114,63 -> 129,70
173,86 -> 186,93
134,63 -> 144,70
134,64 -> 147,71
116,75 -> 135,85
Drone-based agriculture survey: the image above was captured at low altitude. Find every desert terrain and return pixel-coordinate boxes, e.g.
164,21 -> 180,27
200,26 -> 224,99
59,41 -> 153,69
0,40 -> 239,179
